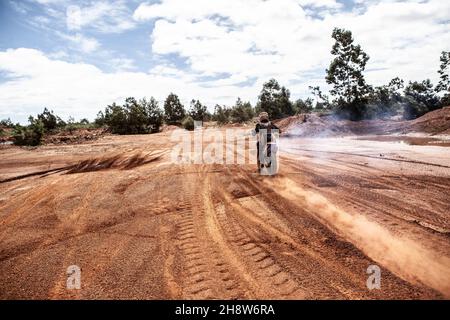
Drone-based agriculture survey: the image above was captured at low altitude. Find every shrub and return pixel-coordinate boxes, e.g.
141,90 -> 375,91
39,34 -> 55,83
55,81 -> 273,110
13,117 -> 44,146
97,97 -> 164,135
0,118 -> 14,128
213,105 -> 231,125
182,116 -> 195,131
230,98 -> 254,123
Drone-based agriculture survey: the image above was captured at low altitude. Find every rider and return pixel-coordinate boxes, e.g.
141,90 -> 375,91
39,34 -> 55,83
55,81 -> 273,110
254,112 -> 281,170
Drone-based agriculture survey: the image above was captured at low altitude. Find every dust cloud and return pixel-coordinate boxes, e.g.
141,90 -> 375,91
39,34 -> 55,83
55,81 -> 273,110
272,177 -> 450,297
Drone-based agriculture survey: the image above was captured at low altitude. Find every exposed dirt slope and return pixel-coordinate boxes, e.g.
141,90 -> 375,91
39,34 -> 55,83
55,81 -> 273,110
277,106 -> 450,137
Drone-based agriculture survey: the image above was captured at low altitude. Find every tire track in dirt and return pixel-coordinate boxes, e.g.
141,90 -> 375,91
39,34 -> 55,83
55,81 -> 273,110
166,166 -> 250,299
215,168 -> 368,299
202,173 -> 307,299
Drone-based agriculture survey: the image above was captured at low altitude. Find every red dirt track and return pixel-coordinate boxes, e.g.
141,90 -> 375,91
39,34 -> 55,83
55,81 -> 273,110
0,129 -> 449,299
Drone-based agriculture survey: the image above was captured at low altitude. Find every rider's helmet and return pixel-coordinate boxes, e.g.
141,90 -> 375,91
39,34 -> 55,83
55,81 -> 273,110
259,112 -> 269,123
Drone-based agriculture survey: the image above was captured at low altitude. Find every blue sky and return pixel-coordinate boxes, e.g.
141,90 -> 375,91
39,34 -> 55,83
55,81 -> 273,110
0,0 -> 449,123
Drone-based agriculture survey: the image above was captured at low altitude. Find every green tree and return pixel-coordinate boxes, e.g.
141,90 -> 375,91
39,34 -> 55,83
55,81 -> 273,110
294,98 -> 313,114
188,99 -> 208,121
164,93 -> 186,124
66,116 -> 76,133
213,105 -> 231,125
37,108 -> 58,131
0,118 -> 14,128
326,28 -> 371,119
309,86 -> 331,110
436,51 -> 450,93
257,79 -> 295,119
13,116 -> 44,146
142,97 -> 163,133
436,51 -> 450,106
403,80 -> 440,119
97,97 -> 164,134
366,77 -> 404,118
95,111 -> 106,127
230,98 -> 254,123
104,102 -> 128,134
123,97 -> 148,134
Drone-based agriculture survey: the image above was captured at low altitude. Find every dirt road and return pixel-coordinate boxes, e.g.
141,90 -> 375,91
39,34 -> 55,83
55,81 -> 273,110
0,129 -> 449,299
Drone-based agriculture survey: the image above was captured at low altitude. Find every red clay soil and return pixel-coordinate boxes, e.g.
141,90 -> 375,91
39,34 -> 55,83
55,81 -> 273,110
43,128 -> 107,145
0,129 -> 449,299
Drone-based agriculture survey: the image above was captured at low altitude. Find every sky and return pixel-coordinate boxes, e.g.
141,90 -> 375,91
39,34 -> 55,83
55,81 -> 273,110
0,0 -> 449,124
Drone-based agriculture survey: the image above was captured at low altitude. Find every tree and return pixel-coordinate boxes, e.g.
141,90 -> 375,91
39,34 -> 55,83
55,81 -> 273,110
294,98 -> 313,114
13,116 -> 44,146
143,97 -> 164,133
66,116 -> 76,133
37,108 -> 58,131
366,77 -> 404,118
164,93 -> 186,124
230,98 -> 254,123
97,97 -> 164,134
326,28 -> 371,120
403,80 -> 440,120
213,105 -> 231,125
104,102 -> 128,134
436,51 -> 450,93
95,111 -> 106,127
188,99 -> 208,121
0,118 -> 14,128
123,97 -> 148,134
257,79 -> 295,119
309,86 -> 331,110
436,51 -> 450,106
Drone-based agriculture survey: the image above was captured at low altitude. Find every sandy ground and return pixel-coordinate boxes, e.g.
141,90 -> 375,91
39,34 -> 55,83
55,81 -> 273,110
0,128 -> 449,299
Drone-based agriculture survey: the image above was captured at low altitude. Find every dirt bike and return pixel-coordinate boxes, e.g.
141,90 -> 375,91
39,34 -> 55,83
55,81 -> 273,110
258,133 -> 279,176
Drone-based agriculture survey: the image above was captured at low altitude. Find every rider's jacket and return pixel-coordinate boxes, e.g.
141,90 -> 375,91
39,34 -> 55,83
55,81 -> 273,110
254,122 -> 281,143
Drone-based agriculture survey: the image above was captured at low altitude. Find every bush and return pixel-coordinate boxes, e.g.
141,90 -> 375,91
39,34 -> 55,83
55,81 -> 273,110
230,98 -> 254,123
402,96 -> 429,120
0,118 -> 14,128
97,97 -> 164,134
36,108 -> 66,131
182,116 -> 195,131
13,117 -> 44,146
213,105 -> 231,125
189,99 -> 208,121
294,98 -> 313,114
402,80 -> 440,119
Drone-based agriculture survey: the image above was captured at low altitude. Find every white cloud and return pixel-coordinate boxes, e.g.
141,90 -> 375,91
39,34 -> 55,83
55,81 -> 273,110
59,33 -> 100,53
110,58 -> 137,72
65,1 -> 136,33
0,48 -> 257,123
134,0 -> 450,89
